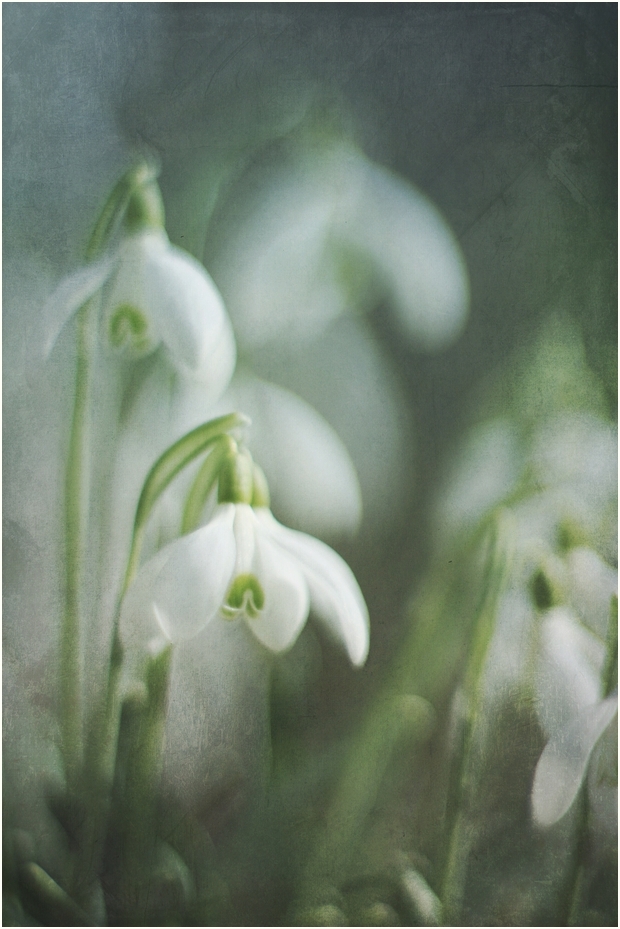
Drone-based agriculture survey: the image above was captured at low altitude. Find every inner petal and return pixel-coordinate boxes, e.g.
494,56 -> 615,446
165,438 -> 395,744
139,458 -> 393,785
108,302 -> 155,355
222,572 -> 265,620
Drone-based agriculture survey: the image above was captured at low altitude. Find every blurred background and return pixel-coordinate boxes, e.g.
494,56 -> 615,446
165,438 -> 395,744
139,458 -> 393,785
3,4 -> 617,926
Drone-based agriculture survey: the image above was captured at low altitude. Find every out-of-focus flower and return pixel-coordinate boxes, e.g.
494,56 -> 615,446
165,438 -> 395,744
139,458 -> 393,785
43,229 -> 236,392
532,607 -> 617,828
219,372 -> 363,537
208,141 -> 469,353
434,319 -> 618,837
121,502 -> 369,666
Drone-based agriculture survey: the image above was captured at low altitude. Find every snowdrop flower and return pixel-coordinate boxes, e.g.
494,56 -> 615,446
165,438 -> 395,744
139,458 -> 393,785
531,607 -> 617,828
207,141 -> 468,353
43,221 -> 236,394
121,474 -> 369,666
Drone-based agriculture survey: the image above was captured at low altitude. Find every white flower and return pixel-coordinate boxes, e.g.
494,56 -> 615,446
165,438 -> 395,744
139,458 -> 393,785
43,228 -> 236,390
121,503 -> 369,666
531,607 -> 617,828
208,142 -> 468,353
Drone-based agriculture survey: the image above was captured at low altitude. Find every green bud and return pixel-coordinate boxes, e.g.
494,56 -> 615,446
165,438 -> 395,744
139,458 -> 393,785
217,446 -> 254,505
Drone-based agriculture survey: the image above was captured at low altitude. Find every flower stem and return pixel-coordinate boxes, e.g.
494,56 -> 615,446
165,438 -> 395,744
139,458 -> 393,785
439,511 -> 513,924
61,299 -> 94,784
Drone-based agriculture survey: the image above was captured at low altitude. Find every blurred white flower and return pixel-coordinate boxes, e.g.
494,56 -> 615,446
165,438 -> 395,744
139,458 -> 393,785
535,607 -> 607,738
246,315 -> 413,537
122,502 -> 369,666
208,142 -> 468,353
43,229 -> 236,390
220,372 -> 362,537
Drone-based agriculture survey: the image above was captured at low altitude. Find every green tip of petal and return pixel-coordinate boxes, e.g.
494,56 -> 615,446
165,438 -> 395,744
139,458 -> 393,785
108,303 -> 154,355
222,573 -> 265,619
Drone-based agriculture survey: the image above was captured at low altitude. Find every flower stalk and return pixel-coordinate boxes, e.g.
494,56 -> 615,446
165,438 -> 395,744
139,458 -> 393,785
60,299 -> 94,784
439,510 -> 513,924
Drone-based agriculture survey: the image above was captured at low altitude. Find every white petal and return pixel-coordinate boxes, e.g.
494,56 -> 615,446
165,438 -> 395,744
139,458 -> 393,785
122,505 -> 237,645
247,316 -> 411,536
120,544 -> 176,655
144,236 -> 235,383
337,154 -> 469,350
535,607 -> 605,738
566,547 -> 618,639
209,157 -> 346,350
436,418 -> 522,544
42,255 -> 115,357
232,503 -> 257,575
532,696 -> 618,827
246,525 -> 309,653
260,512 -> 369,666
221,374 -> 362,538
102,233 -> 162,356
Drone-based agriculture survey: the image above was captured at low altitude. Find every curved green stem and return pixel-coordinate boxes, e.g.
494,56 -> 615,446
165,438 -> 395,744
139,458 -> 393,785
85,162 -> 159,261
121,411 -> 249,599
61,299 -> 95,784
181,435 -> 236,535
84,412 -> 250,789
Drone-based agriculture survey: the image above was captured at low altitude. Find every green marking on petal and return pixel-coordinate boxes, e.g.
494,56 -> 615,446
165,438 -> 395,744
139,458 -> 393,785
222,573 -> 265,620
108,303 -> 153,355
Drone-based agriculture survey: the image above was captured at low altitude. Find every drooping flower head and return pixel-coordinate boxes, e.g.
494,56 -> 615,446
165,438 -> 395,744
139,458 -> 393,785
43,164 -> 236,397
121,442 -> 369,666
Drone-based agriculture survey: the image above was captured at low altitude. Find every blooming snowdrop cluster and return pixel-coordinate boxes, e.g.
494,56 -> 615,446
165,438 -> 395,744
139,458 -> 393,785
5,105 -> 614,929
425,317 -> 617,924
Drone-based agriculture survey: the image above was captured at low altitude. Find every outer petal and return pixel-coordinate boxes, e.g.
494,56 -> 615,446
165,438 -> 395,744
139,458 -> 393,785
337,153 -> 469,351
143,235 -> 236,384
535,607 -> 605,738
222,373 -> 362,537
532,696 -> 618,827
122,504 -> 237,645
247,316 -> 412,536
42,254 -> 115,357
259,511 -> 369,666
207,155 -> 347,350
102,233 -> 162,355
153,505 -> 237,642
566,547 -> 618,640
247,522 -> 310,654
